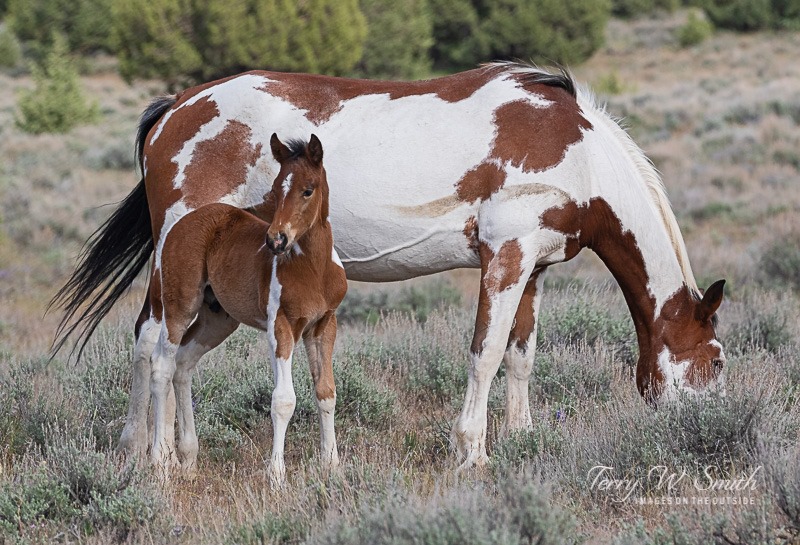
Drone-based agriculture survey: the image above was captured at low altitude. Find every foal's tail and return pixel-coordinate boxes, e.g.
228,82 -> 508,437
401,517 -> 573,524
48,95 -> 177,360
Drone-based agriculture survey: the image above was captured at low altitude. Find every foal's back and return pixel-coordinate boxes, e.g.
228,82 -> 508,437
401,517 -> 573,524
162,203 -> 272,330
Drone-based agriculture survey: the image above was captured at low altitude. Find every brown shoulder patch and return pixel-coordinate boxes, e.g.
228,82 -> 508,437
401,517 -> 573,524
456,162 -> 506,203
490,97 -> 592,173
182,120 -> 263,208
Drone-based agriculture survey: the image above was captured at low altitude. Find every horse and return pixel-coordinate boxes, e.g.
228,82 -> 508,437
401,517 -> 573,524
140,133 -> 345,484
51,62 -> 726,470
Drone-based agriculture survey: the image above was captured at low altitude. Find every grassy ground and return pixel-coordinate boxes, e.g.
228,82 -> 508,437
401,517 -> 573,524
1,11 -> 799,544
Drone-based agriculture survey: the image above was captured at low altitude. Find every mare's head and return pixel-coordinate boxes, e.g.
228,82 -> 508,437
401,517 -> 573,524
639,279 -> 727,403
265,133 -> 328,255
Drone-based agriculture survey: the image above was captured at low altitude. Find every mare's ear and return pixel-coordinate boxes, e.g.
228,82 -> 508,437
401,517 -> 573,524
696,279 -> 725,322
270,133 -> 292,163
307,134 -> 323,167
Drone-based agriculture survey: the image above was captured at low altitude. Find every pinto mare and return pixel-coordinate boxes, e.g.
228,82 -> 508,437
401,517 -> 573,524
136,134 -> 344,484
51,63 -> 727,470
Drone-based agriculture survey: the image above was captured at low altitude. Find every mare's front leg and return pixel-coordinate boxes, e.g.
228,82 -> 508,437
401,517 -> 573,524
453,239 -> 535,469
303,312 -> 339,475
502,268 -> 546,435
173,302 -> 240,473
268,313 -> 297,488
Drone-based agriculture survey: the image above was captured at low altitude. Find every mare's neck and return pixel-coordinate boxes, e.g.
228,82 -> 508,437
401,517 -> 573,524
582,198 -> 688,361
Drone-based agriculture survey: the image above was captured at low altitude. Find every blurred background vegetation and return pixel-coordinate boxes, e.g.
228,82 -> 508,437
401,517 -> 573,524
2,0 -> 799,86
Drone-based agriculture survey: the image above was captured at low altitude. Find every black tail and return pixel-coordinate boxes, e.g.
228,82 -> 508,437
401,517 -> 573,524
49,95 -> 177,360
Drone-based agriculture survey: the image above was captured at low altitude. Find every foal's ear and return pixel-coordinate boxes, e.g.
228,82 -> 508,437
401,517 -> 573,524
696,279 -> 725,322
307,134 -> 323,167
270,133 -> 292,164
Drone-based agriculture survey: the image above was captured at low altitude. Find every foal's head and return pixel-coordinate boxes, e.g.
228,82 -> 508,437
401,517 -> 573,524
265,133 -> 328,255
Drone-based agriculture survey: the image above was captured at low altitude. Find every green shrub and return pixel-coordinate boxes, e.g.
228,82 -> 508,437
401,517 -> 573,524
481,0 -> 611,66
7,0 -> 114,56
16,36 -> 99,134
612,0 -> 679,18
309,477 -> 580,545
760,234 -> 800,290
428,0 -> 489,69
229,512 -> 310,544
0,26 -> 21,69
677,9 -> 714,47
532,345 -> 615,413
113,0 -> 367,85
338,280 -> 462,326
193,329 -> 272,461
491,424 -> 565,469
569,388 -> 766,497
0,357 -> 73,456
728,307 -> 792,354
538,296 -> 636,364
356,0 -> 433,79
334,351 -> 396,428
698,0 -> 800,30
0,436 -> 166,542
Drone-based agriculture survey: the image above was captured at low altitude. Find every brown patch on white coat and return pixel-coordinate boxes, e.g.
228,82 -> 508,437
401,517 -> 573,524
147,135 -> 346,485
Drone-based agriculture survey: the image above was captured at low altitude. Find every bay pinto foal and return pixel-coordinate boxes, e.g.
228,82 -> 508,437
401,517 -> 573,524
148,134 -> 347,485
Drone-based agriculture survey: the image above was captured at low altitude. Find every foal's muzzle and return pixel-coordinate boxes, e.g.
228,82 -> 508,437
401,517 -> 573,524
267,232 -> 289,254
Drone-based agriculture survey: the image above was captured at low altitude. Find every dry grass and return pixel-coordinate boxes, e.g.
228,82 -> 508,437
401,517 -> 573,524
1,12 -> 800,545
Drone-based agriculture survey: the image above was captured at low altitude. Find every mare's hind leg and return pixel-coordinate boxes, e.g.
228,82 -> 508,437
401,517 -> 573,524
173,297 -> 240,472
502,268 -> 546,435
150,271 -> 205,472
119,273 -> 177,462
119,274 -> 162,458
303,312 -> 339,475
453,239 -> 536,469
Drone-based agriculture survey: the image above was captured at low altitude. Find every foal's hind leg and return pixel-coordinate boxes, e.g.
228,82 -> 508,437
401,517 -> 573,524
453,239 -> 535,469
173,301 -> 240,472
303,312 -> 339,475
502,268 -> 546,435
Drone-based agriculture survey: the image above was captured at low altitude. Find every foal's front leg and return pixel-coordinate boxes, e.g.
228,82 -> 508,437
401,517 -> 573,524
268,314 -> 297,488
303,312 -> 340,475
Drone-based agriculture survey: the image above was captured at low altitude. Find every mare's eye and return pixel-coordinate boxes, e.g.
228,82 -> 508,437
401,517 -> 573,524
712,358 -> 724,373
302,188 -> 314,198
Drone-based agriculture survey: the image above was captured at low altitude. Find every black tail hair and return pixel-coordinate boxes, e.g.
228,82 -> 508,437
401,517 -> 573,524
48,95 -> 177,360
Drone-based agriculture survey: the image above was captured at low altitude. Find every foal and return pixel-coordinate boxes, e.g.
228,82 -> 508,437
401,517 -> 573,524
149,133 -> 347,486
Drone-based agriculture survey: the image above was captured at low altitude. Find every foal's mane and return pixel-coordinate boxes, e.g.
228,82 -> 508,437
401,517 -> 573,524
488,61 -> 701,297
283,139 -> 311,161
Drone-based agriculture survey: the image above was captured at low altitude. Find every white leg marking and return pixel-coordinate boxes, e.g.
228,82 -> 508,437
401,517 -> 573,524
503,273 -> 544,435
149,327 -> 179,473
269,355 -> 296,488
455,270 -> 533,469
316,395 -> 339,473
119,318 -> 160,458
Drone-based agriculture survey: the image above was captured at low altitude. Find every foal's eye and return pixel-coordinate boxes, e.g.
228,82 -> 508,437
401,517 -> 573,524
711,358 -> 724,373
302,188 -> 314,198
